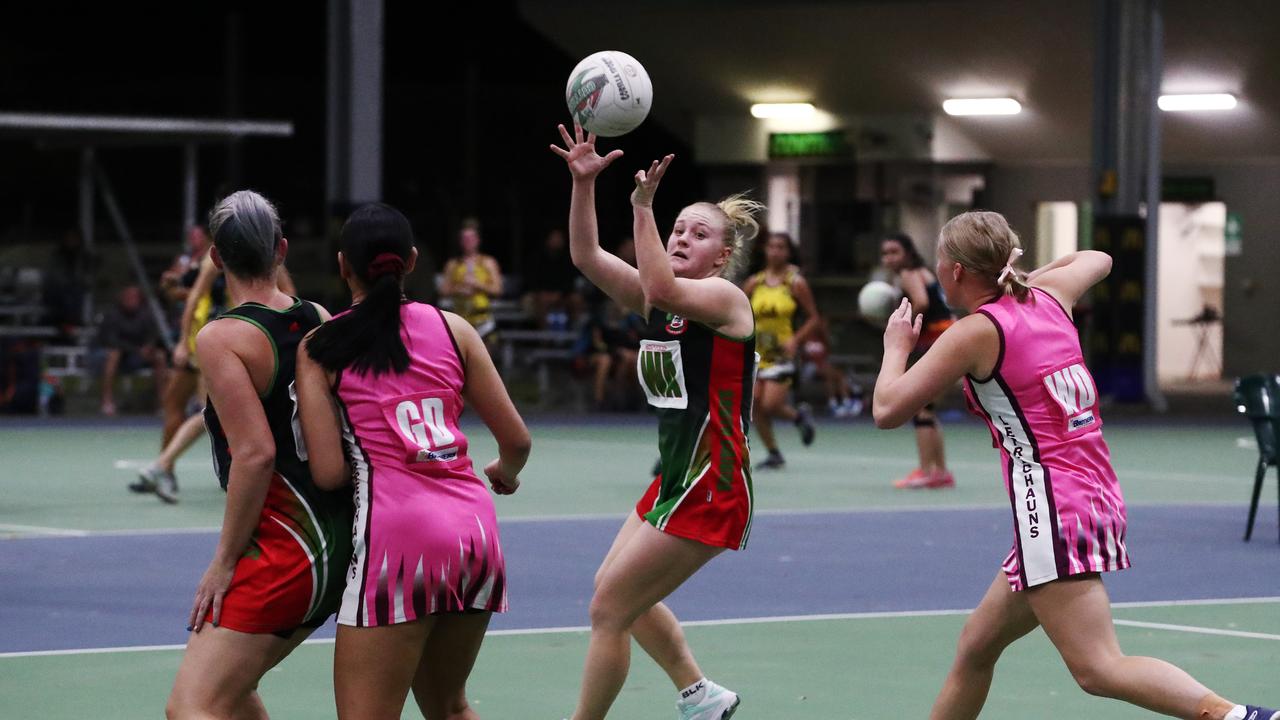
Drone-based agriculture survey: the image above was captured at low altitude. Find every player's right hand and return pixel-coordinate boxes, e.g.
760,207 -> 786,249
550,123 -> 624,181
483,458 -> 520,495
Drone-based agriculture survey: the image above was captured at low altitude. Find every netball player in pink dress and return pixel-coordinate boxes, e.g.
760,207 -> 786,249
872,211 -> 1276,720
294,203 -> 531,720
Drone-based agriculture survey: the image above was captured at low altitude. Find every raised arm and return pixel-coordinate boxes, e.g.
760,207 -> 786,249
550,123 -> 644,313
446,311 -> 530,494
189,321 -> 276,631
175,252 -> 218,367
1026,250 -> 1112,311
872,299 -> 998,428
631,155 -> 752,336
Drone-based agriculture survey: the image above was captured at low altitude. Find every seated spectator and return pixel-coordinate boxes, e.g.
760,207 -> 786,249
95,285 -> 166,415
524,228 -> 582,330
574,238 -> 644,410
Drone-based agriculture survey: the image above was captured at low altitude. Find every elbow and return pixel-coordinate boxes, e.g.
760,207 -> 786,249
236,444 -> 276,475
506,430 -> 532,459
871,400 -> 905,430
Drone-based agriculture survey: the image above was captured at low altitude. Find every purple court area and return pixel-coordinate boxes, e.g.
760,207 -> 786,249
2,505 -> 1279,653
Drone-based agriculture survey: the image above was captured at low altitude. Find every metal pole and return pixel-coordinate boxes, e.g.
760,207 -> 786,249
94,162 -> 176,348
182,143 -> 198,233
79,147 -> 96,325
1142,1 -> 1166,411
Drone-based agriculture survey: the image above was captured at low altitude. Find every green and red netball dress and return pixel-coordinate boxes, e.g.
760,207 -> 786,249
634,309 -> 756,550
203,300 -> 355,634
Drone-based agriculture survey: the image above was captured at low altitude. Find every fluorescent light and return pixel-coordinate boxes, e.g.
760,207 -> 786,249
942,98 -> 1022,116
751,103 -> 816,119
1158,93 -> 1237,112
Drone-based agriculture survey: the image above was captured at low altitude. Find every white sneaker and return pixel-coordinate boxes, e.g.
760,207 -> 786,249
677,681 -> 740,720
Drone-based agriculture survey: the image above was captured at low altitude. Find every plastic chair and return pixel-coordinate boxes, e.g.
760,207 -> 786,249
1233,374 -> 1280,542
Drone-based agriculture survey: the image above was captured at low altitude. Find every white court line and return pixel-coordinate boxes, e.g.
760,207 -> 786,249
1113,619 -> 1280,642
4,500 -> 1274,539
4,596 -> 1278,659
0,523 -> 87,537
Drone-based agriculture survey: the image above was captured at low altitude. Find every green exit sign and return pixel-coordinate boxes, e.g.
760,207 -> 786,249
768,130 -> 851,159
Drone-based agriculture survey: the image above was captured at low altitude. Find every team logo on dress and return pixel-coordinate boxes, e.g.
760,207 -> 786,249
567,69 -> 609,127
1043,363 -> 1098,433
665,314 -> 687,335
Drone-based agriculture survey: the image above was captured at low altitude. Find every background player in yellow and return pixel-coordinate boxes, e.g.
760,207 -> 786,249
743,232 -> 820,469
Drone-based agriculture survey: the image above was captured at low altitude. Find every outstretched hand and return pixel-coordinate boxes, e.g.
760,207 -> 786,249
549,123 -> 624,181
630,154 -> 674,208
883,297 -> 922,357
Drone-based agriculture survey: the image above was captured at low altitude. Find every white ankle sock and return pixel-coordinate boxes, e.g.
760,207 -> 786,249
678,678 -> 709,705
1224,706 -> 1248,720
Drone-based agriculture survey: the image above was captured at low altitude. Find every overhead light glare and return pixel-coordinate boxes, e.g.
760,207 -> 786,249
1158,93 -> 1237,112
750,103 -> 816,119
942,98 -> 1022,116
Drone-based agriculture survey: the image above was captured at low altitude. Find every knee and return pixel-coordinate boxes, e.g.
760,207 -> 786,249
953,622 -> 1007,671
587,591 -> 632,633
1066,659 -> 1116,698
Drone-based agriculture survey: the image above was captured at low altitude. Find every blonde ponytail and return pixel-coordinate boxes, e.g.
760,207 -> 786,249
939,211 -> 1031,302
700,193 -> 765,280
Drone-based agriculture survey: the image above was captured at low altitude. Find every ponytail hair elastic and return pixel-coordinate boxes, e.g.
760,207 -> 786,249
997,247 -> 1024,285
367,252 -> 407,281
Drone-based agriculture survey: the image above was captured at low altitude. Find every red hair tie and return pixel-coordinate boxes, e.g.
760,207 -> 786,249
367,252 -> 406,280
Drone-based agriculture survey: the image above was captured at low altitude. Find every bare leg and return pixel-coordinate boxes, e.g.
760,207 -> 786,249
914,407 -> 947,472
409,612 -> 492,720
157,412 -> 207,473
571,522 -> 723,720
1028,575 -> 1237,719
594,513 -> 704,689
161,368 -> 198,447
929,571 -> 1039,720
334,618 -> 435,720
101,349 -> 121,413
166,624 -> 309,719
754,380 -> 795,453
591,353 -> 611,407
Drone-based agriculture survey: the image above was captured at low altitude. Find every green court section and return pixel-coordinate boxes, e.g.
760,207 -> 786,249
3,602 -> 1276,719
0,420 -> 1269,533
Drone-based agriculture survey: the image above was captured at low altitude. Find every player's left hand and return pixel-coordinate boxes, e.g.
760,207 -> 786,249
781,337 -> 799,358
630,154 -> 673,208
883,297 -> 922,356
188,557 -> 236,632
483,458 -> 520,495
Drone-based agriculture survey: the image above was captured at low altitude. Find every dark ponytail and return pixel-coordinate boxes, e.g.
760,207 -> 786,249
306,204 -> 415,376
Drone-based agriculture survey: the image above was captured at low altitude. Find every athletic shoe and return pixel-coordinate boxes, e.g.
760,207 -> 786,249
892,468 -> 928,489
756,450 -> 785,470
677,681 -> 740,720
926,469 -> 956,489
1244,706 -> 1280,720
154,469 -> 180,504
129,466 -> 160,494
794,402 -> 815,446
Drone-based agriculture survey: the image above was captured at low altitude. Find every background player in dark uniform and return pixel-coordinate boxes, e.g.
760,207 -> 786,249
166,191 -> 352,719
552,122 -> 759,720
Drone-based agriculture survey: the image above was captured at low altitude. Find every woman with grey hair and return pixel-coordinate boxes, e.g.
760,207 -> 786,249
166,190 -> 353,719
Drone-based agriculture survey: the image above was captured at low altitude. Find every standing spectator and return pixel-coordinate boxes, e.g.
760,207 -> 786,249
440,218 -> 503,351
96,285 -> 166,415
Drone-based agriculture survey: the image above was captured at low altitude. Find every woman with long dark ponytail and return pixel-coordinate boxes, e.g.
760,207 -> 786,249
295,203 -> 530,719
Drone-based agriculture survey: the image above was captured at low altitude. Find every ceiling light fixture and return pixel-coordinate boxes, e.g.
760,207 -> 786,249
750,103 -> 816,119
1157,93 -> 1237,112
942,98 -> 1022,116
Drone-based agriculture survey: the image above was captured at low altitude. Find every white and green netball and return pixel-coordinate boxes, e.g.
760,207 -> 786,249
565,50 -> 652,137
858,280 -> 902,325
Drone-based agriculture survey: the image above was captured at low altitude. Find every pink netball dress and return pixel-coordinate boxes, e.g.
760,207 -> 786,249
963,288 -> 1130,591
333,302 -> 506,626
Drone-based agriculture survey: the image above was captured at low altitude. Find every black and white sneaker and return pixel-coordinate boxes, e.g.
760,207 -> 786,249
129,466 -> 159,494
794,402 -> 815,446
154,470 -> 180,505
756,450 -> 785,470
1244,706 -> 1280,720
